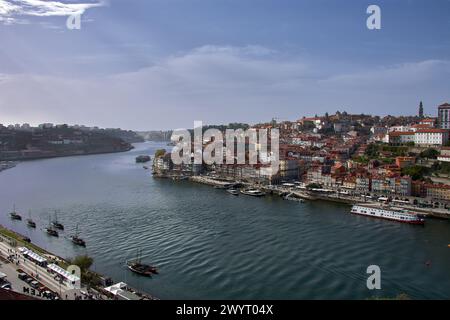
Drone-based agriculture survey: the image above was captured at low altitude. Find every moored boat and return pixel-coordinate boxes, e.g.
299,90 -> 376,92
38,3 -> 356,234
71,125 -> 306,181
46,227 -> 59,237
70,225 -> 86,247
51,212 -> 64,230
27,219 -> 36,228
46,216 -> 59,237
350,204 -> 425,225
126,250 -> 158,277
27,210 -> 36,228
9,205 -> 22,220
240,189 -> 265,197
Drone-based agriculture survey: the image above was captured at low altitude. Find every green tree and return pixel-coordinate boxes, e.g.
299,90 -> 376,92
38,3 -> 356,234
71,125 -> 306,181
402,166 -> 429,180
69,255 -> 94,272
365,144 -> 379,158
420,148 -> 439,159
155,149 -> 166,158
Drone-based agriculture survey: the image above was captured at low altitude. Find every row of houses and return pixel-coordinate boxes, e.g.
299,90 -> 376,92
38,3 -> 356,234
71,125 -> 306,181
388,129 -> 449,146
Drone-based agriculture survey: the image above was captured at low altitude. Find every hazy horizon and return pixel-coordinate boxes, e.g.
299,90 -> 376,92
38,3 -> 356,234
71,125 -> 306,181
1,0 -> 449,131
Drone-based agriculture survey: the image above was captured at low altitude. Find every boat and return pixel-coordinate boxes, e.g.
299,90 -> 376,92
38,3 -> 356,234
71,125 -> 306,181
45,227 -> 59,237
27,211 -> 36,228
46,217 -> 59,237
226,189 -> 240,196
240,189 -> 266,197
51,212 -> 64,230
127,249 -> 158,277
9,205 -> 22,220
350,204 -> 425,225
143,166 -> 149,170
136,155 -> 151,163
70,225 -> 86,247
283,196 -> 305,203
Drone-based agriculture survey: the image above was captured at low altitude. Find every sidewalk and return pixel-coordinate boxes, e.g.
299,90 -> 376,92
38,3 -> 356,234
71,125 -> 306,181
0,240 -> 82,300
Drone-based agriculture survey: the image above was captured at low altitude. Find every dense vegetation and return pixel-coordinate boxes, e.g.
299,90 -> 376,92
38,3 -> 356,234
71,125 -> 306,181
401,165 -> 429,181
420,148 -> 439,159
155,149 -> 167,158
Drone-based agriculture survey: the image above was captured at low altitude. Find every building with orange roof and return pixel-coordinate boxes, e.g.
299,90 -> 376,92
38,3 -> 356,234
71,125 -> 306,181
395,156 -> 416,169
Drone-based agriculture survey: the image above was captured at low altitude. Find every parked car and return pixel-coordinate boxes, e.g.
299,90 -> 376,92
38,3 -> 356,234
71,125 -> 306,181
18,273 -> 28,281
25,277 -> 34,284
0,282 -> 12,290
30,281 -> 40,289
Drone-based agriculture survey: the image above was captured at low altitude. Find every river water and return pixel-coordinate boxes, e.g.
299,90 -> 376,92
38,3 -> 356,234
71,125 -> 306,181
0,142 -> 449,299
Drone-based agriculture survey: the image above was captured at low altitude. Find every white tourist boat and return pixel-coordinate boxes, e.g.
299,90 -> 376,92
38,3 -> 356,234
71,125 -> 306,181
351,204 -> 425,225
240,189 -> 266,197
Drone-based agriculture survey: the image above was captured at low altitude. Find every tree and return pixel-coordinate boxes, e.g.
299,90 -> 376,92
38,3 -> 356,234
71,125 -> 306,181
402,165 -> 429,180
155,149 -> 166,158
365,143 -> 379,158
420,148 -> 439,159
70,255 -> 94,272
419,101 -> 424,118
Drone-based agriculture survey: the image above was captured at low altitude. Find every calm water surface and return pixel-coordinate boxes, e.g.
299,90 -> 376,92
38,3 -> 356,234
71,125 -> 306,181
0,142 -> 449,299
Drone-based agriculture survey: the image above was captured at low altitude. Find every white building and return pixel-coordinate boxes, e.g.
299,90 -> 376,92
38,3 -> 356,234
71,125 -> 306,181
388,131 -> 415,144
389,125 -> 411,132
414,129 -> 449,146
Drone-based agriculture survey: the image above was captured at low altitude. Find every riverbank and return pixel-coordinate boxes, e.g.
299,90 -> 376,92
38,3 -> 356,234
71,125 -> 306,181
0,161 -> 17,173
0,145 -> 134,162
0,225 -> 156,300
184,175 -> 450,219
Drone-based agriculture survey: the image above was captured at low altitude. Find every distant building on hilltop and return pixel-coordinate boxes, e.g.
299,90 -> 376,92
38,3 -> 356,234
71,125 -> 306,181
419,101 -> 424,118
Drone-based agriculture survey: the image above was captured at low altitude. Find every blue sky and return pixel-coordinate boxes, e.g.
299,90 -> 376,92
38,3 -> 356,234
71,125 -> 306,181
0,0 -> 449,130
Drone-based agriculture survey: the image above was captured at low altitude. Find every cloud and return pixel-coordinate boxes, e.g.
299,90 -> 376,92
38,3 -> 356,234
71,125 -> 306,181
0,45 -> 449,130
0,0 -> 106,24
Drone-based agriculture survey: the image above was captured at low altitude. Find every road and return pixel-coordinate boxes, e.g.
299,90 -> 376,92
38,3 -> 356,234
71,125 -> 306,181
0,240 -> 82,300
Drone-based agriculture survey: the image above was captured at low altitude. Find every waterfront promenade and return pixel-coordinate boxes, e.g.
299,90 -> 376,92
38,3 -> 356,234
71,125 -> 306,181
0,239 -> 82,300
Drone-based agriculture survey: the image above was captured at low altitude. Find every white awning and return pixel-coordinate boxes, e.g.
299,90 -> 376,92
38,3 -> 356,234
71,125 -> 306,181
47,264 -> 80,282
25,250 -> 47,264
104,282 -> 128,295
18,247 -> 29,254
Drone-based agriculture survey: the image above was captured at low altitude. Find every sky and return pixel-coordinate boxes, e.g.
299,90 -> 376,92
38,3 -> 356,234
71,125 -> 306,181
0,0 -> 449,130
